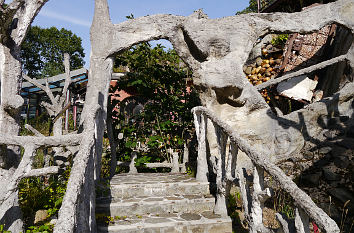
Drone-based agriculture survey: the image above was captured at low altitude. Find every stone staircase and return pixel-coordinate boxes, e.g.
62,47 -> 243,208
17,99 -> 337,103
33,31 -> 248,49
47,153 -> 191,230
96,173 -> 232,233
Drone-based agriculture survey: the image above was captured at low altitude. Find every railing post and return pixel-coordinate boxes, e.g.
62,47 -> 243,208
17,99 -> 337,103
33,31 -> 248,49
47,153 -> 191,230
213,125 -> 228,217
193,111 -> 208,182
129,151 -> 138,174
295,207 -> 310,233
227,142 -> 237,180
181,142 -> 189,173
249,165 -> 271,232
171,150 -> 179,173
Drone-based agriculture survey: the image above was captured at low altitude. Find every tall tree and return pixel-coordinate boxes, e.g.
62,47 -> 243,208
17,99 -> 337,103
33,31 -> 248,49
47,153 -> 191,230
236,0 -> 258,14
21,26 -> 85,78
109,42 -> 199,175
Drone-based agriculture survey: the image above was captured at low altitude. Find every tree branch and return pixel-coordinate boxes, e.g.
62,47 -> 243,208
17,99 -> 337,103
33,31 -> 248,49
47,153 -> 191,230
256,54 -> 348,90
22,73 -> 56,105
25,124 -> 44,137
23,166 -> 60,178
3,0 -> 25,15
11,0 -> 49,45
0,144 -> 37,204
60,53 -> 71,106
0,134 -> 84,148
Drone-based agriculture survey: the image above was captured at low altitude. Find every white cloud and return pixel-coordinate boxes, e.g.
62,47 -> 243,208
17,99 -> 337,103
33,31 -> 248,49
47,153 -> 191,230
39,9 -> 91,28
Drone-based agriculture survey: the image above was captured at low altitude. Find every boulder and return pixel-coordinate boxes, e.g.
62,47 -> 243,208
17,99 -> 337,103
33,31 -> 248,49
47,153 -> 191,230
34,210 -> 48,224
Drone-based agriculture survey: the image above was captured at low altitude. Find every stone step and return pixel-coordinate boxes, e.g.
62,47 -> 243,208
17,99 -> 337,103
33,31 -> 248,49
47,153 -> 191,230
96,211 -> 232,233
107,173 -> 210,199
96,194 -> 215,216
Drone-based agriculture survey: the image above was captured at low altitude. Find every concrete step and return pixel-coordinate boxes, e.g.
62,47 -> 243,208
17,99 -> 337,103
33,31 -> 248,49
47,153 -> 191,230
107,173 -> 210,199
97,211 -> 232,233
96,194 -> 215,216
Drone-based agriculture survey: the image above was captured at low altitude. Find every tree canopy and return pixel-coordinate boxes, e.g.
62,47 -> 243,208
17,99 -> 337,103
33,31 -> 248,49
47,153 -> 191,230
21,26 -> 85,78
109,42 -> 200,169
236,0 -> 258,14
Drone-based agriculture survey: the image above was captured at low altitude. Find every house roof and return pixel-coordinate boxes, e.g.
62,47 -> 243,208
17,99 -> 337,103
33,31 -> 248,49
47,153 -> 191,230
21,68 -> 88,97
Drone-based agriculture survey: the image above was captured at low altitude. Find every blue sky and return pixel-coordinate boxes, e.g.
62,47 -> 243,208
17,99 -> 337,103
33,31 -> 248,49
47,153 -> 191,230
31,0 -> 249,67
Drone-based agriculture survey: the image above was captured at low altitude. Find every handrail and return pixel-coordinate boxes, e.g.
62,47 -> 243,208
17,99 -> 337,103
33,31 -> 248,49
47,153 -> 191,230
192,106 -> 339,233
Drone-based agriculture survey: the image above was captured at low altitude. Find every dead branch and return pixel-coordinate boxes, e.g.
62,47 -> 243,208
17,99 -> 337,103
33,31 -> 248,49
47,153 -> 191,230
53,102 -> 71,122
61,53 -> 71,106
22,73 -> 56,105
256,54 -> 348,90
0,134 -> 83,148
0,144 -> 37,204
23,166 -> 60,178
24,124 -> 44,137
3,0 -> 25,15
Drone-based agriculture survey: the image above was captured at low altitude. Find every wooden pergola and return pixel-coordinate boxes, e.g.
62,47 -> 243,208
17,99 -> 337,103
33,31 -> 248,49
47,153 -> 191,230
21,68 -> 88,129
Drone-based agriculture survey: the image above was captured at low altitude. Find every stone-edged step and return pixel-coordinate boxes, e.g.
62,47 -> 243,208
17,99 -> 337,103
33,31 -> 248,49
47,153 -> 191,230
96,194 -> 215,216
96,173 -> 233,232
108,173 -> 210,199
97,211 -> 232,233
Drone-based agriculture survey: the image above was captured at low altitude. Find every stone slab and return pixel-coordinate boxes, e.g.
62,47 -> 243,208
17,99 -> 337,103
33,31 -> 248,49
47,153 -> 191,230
97,214 -> 232,233
96,196 -> 215,216
108,173 -> 210,199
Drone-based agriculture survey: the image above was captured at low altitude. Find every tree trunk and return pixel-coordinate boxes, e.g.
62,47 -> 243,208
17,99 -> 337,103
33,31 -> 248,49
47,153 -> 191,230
0,43 -> 24,231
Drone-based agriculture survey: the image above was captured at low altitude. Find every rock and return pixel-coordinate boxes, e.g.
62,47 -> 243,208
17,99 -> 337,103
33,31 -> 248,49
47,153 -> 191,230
303,151 -> 314,160
333,156 -> 349,169
347,125 -> 354,138
327,117 -> 341,129
266,44 -> 273,50
256,57 -> 263,66
180,213 -> 201,221
318,147 -> 332,154
339,116 -> 349,122
245,66 -> 252,75
301,172 -> 321,187
322,167 -> 340,181
328,188 -> 354,210
313,154 -> 331,168
50,216 -> 58,225
318,202 -> 341,222
323,130 -> 342,139
34,210 -> 48,224
331,146 -> 348,157
336,138 -> 354,149
318,115 -> 330,128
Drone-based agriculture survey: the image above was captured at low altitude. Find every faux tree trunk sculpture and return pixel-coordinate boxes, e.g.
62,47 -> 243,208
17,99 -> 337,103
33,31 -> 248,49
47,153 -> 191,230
23,53 -> 75,166
87,0 -> 353,178
74,0 -> 352,231
0,0 -> 353,232
0,0 -> 48,231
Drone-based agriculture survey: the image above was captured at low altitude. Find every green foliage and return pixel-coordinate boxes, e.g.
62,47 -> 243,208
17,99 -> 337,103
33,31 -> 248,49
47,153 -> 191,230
236,0 -> 258,15
271,34 -> 289,48
273,189 -> 295,219
21,26 -> 85,78
109,42 -> 200,171
227,191 -> 248,232
19,168 -> 70,230
26,224 -> 53,233
0,224 -> 11,233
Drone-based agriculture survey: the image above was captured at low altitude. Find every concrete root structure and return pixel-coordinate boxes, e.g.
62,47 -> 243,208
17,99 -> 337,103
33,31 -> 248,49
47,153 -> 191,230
0,0 -> 352,232
193,106 -> 340,232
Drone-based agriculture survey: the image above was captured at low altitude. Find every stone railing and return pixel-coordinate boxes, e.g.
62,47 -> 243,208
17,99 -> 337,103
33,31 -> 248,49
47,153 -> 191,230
53,105 -> 100,233
117,147 -> 188,173
192,106 -> 340,233
0,132 -> 95,233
